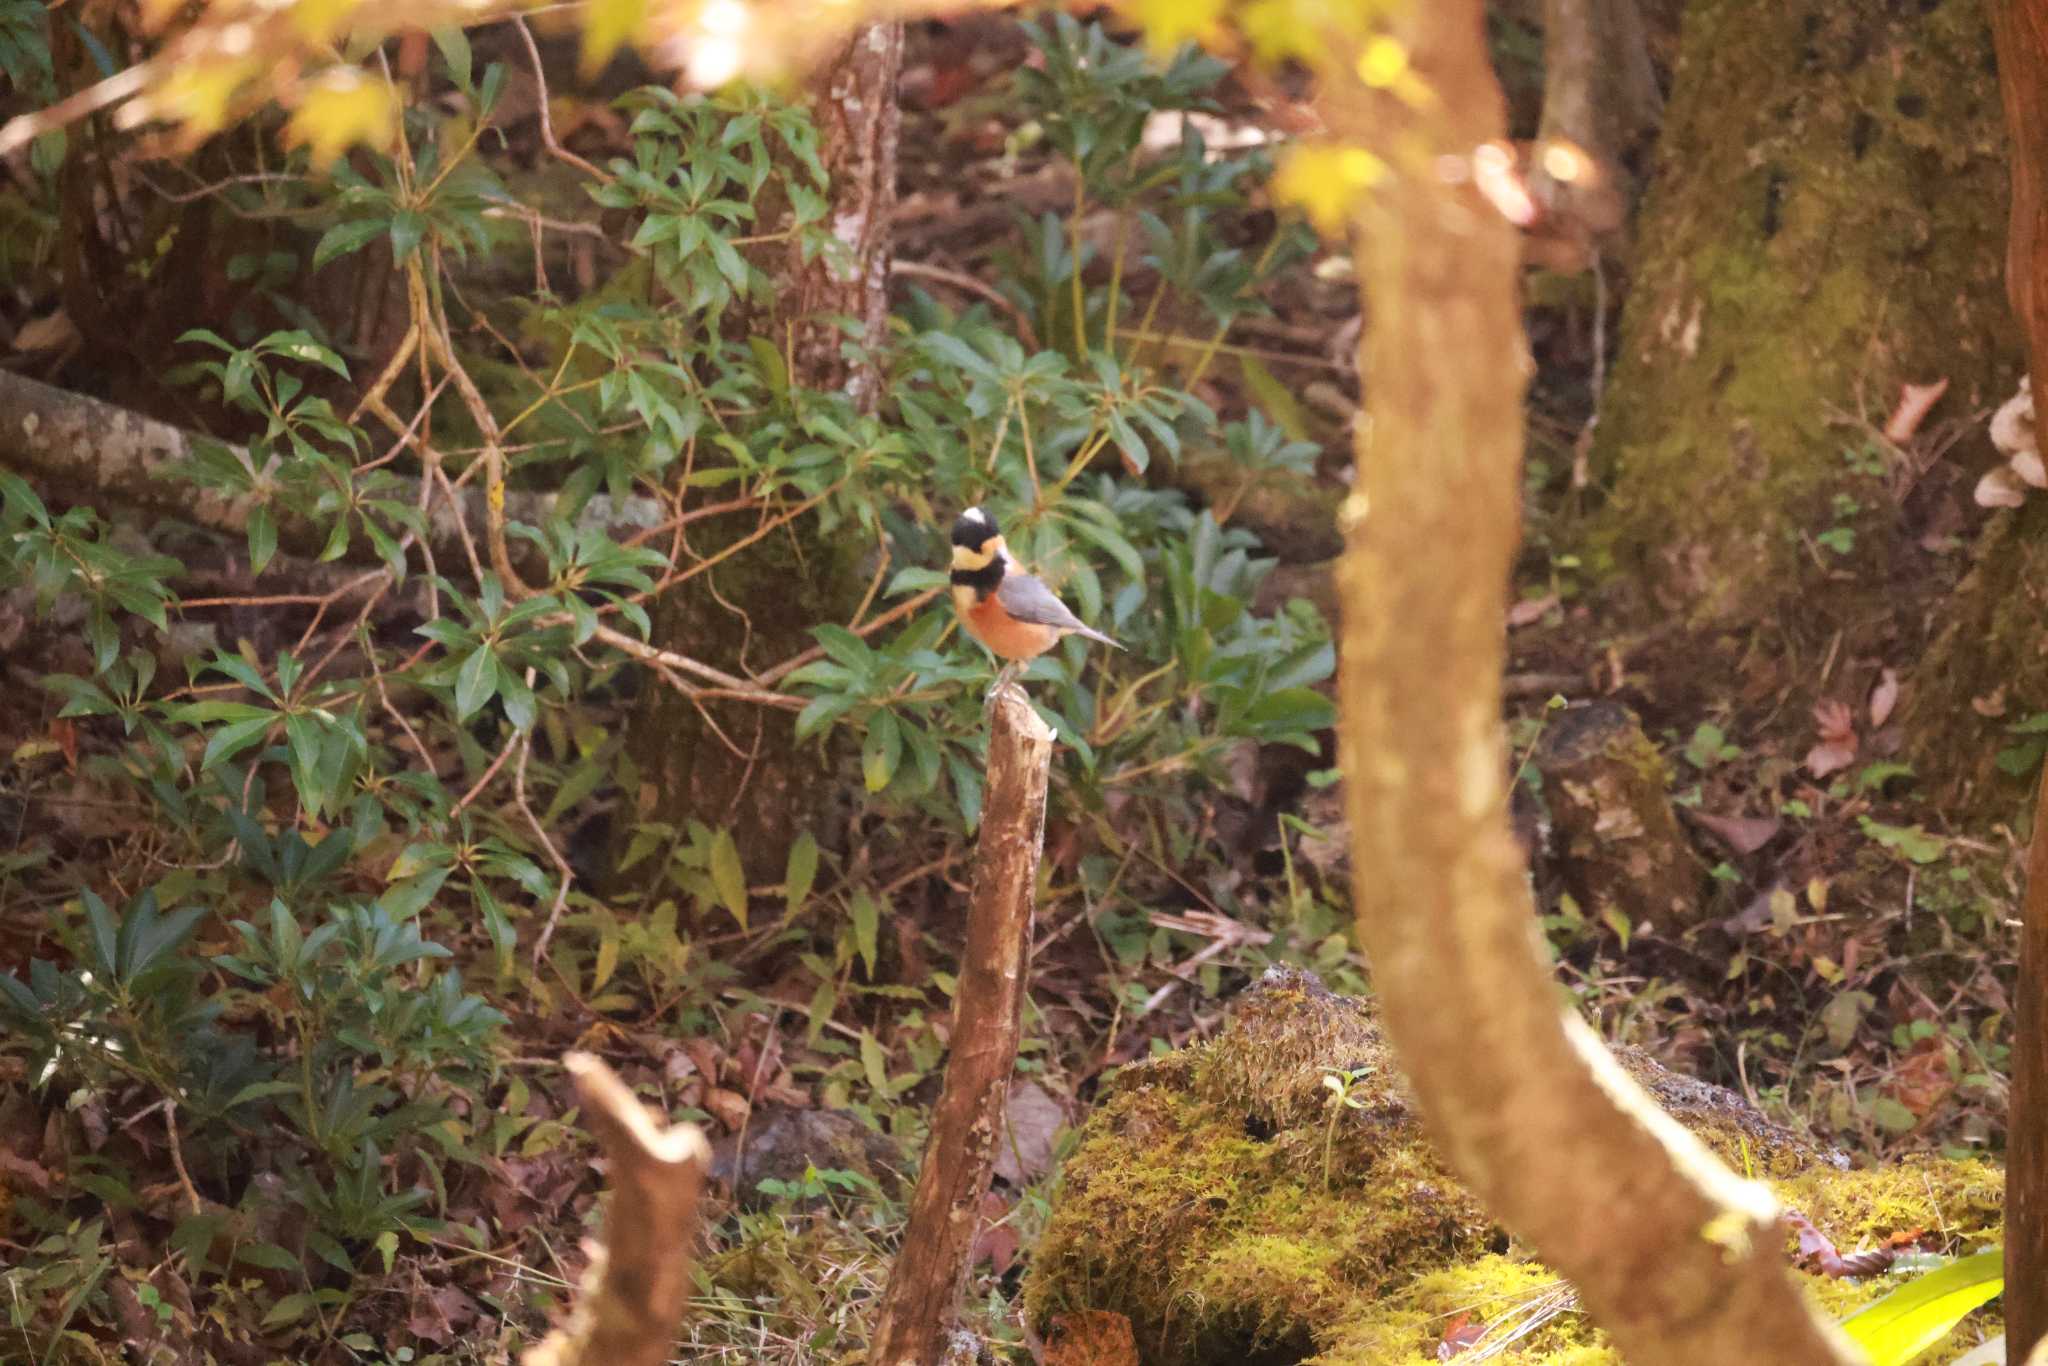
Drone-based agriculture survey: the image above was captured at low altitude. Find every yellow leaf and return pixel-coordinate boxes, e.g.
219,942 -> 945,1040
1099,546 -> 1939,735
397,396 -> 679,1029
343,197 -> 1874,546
285,69 -> 398,169
289,0 -> 363,44
152,58 -> 262,138
1237,0 -> 1318,63
1272,143 -> 1385,237
1356,35 -> 1408,86
591,925 -> 620,994
581,0 -> 651,77
1125,0 -> 1227,53
709,828 -> 748,929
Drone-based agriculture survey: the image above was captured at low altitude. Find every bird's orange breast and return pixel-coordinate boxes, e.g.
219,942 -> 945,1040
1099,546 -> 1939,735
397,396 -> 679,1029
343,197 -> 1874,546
957,586 -> 1060,660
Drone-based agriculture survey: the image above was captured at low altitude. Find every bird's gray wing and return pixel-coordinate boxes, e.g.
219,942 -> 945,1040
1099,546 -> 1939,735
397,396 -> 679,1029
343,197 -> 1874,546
997,572 -> 1120,647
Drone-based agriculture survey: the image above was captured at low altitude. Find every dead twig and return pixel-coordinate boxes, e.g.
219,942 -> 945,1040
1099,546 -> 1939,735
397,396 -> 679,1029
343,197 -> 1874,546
514,16 -> 614,186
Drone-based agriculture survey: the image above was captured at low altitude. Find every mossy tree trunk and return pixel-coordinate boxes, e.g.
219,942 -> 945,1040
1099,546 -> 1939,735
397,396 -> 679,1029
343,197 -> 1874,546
626,26 -> 901,884
1588,0 -> 2014,624
1908,0 -> 2048,820
1331,0 -> 1858,1359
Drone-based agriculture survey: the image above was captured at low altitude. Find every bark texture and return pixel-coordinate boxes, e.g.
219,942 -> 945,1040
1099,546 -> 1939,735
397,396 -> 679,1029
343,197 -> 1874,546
523,1053 -> 709,1366
1995,6 -> 2048,1354
1539,0 -> 1661,165
628,24 -> 901,882
1332,2 -> 1858,1362
870,685 -> 1052,1365
1589,0 -> 2014,622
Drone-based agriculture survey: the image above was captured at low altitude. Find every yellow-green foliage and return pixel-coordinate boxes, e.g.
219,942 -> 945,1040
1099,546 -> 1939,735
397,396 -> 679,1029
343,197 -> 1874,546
1024,967 -> 2005,1365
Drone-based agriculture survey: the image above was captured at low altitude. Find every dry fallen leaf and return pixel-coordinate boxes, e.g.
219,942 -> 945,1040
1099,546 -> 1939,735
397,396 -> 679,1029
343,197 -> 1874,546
2015,449 -> 2048,489
993,1079 -> 1067,1185
1883,377 -> 1948,443
1046,1310 -> 1141,1366
1805,699 -> 1858,778
972,1190 -> 1020,1273
1507,594 -> 1559,628
1975,465 -> 2028,508
1868,668 -> 1900,729
12,311 -> 78,353
703,1086 -> 751,1131
1684,808 -> 1781,855
1439,1311 -> 1487,1358
1991,375 -> 2035,456
1883,1040 -> 1957,1122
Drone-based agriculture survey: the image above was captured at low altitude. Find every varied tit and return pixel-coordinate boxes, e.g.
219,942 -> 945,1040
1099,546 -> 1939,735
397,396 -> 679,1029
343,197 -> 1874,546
949,506 -> 1121,692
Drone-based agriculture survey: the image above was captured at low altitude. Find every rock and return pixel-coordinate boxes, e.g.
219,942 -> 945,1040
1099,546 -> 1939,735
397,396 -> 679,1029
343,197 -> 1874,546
706,1104 -> 905,1208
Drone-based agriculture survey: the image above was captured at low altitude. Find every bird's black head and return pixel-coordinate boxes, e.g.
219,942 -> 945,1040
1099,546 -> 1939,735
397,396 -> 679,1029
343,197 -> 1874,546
951,505 -> 999,551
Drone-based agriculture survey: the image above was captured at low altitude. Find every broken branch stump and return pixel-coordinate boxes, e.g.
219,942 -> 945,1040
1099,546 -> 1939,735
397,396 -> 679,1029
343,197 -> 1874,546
523,1052 -> 710,1366
869,683 -> 1055,1364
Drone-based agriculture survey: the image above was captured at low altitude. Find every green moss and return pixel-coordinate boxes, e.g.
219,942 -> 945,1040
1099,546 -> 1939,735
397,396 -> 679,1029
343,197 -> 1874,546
1904,498 -> 2048,822
1025,968 -> 2006,1365
1587,0 -> 2017,630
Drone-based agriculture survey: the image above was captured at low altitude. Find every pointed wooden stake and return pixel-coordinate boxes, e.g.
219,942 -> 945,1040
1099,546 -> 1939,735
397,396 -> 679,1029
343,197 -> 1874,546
870,683 -> 1055,1364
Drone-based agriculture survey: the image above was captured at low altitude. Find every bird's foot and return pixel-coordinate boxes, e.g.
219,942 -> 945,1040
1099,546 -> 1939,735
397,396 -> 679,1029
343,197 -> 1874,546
985,662 -> 1022,706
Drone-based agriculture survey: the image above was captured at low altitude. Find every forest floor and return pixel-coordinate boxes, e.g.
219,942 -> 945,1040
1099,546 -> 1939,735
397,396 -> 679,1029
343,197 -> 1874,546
0,13 -> 2026,1363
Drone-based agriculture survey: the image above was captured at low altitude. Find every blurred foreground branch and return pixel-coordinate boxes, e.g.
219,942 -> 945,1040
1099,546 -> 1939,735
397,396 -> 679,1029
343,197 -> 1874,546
523,1052 -> 710,1366
1329,3 -> 1859,1363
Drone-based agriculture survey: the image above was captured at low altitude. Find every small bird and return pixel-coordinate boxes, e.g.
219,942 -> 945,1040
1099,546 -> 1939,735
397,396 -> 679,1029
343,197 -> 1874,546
950,506 -> 1120,693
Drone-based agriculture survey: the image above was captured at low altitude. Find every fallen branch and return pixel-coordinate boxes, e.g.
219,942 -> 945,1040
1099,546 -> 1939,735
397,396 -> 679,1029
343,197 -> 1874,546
869,684 -> 1054,1364
0,367 -> 661,568
523,1053 -> 710,1366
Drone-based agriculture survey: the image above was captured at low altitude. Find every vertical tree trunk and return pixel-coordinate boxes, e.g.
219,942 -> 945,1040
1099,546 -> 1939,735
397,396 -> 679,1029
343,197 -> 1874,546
1331,1 -> 1858,1360
1991,4 -> 2048,1353
1588,0 -> 2012,623
1539,0 -> 1661,167
628,25 -> 901,882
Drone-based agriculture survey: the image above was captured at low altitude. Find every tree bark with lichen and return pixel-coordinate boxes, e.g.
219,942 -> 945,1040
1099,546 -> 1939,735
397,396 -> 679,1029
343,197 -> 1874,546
624,24 -> 901,883
1330,0 -> 1860,1361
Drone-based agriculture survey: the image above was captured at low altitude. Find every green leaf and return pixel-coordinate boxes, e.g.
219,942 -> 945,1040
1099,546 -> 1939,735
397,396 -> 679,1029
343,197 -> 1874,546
785,832 -> 818,914
431,25 -> 472,90
850,888 -> 878,979
388,210 -> 429,263
246,504 -> 278,574
1236,353 -> 1316,442
235,1241 -> 303,1271
859,1030 -> 889,1094
862,710 -> 901,792
312,218 -> 386,270
201,714 -> 275,770
80,890 -> 119,979
709,828 -> 748,929
497,659 -> 537,732
1860,818 -> 1947,865
453,647 -> 497,721
1839,1249 -> 2002,1366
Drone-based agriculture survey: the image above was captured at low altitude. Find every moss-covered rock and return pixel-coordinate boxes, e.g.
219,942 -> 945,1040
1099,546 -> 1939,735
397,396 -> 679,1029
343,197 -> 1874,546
1024,967 -> 2004,1364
